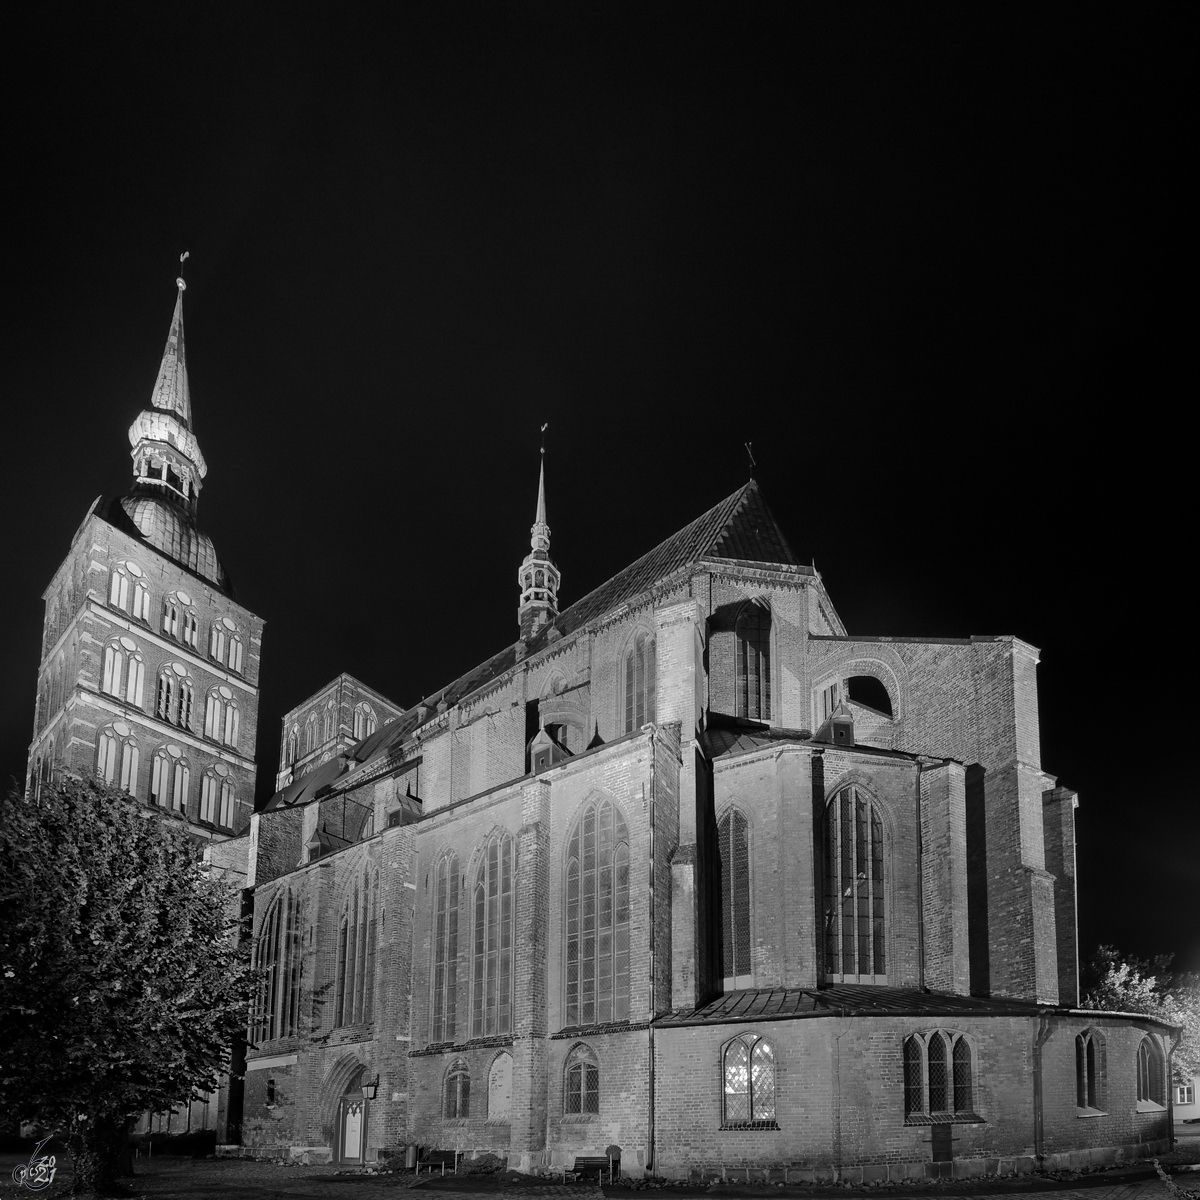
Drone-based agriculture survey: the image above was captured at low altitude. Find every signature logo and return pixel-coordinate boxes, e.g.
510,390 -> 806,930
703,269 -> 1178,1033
11,1138 -> 57,1191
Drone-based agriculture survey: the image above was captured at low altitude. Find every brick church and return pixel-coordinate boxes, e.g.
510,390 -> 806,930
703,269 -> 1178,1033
32,280 -> 1177,1179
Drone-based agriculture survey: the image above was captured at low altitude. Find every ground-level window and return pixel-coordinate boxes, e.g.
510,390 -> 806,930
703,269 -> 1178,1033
444,1059 -> 470,1119
722,1033 -> 777,1128
487,1052 -> 513,1122
1076,1029 -> 1106,1110
1137,1038 -> 1165,1106
564,1044 -> 600,1115
904,1031 -> 975,1120
1177,1084 -> 1196,1106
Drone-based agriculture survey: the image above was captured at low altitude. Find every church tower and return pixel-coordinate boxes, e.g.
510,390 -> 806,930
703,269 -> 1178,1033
27,268 -> 264,844
517,447 -> 560,641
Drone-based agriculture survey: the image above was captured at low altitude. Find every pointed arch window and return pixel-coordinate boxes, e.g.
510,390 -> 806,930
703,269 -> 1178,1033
96,728 -> 119,783
171,757 -> 191,812
1137,1037 -> 1165,1106
487,1052 -> 513,1121
285,725 -> 300,767
1076,1029 -> 1106,1111
735,604 -> 771,720
200,766 -> 235,828
204,687 -> 239,748
102,642 -> 124,698
623,629 -> 656,732
335,864 -> 378,1028
564,1044 -> 600,1115
132,580 -> 150,623
564,798 -> 630,1027
150,750 -> 171,806
323,701 -> 336,742
722,1034 -> 777,1127
903,1031 -> 976,1121
108,563 -> 131,612
119,737 -> 140,793
718,810 -> 752,987
823,785 -> 886,981
443,1059 -> 470,1119
472,831 -> 514,1037
431,853 -> 460,1043
251,888 -> 303,1044
353,703 -> 377,740
304,713 -> 318,755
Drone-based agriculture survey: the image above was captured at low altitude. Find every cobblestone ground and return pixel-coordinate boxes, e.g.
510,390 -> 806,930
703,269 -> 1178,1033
2,1154 -> 1189,1200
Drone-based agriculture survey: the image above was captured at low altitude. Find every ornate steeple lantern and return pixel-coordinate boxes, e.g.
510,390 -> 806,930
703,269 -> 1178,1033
518,442 -> 560,641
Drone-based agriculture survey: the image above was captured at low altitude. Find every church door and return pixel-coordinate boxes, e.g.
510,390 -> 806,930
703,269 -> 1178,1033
337,1095 -> 367,1164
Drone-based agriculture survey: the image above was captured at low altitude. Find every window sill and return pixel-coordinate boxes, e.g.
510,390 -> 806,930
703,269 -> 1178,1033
1136,1100 -> 1167,1114
560,1114 -> 600,1124
904,1112 -> 985,1126
484,1118 -> 511,1128
1077,1108 -> 1108,1119
443,1118 -> 469,1127
721,1121 -> 780,1132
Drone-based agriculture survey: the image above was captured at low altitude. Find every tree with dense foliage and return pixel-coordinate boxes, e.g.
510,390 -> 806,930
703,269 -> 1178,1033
1082,944 -> 1200,1083
0,778 -> 254,1195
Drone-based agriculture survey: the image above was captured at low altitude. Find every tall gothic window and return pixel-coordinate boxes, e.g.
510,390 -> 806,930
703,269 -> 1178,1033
199,767 -> 235,828
431,853 -> 460,1043
623,629 -> 656,732
323,701 -> 336,742
564,798 -> 630,1027
102,640 -> 145,707
487,1052 -> 513,1121
172,758 -> 190,812
564,1043 -> 600,1114
823,786 -> 886,980
903,1031 -> 975,1119
335,864 -> 377,1027
1076,1029 -> 1106,1110
735,604 -> 771,720
722,1034 -> 776,1127
304,714 -> 318,754
285,725 -> 300,767
1137,1037 -> 1165,1105
718,810 -> 752,986
204,688 -> 240,748
102,642 -> 124,698
252,889 -> 303,1044
150,751 -> 170,806
472,831 -> 514,1037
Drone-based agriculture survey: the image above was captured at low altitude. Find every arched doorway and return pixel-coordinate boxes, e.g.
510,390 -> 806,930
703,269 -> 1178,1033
335,1067 -> 367,1165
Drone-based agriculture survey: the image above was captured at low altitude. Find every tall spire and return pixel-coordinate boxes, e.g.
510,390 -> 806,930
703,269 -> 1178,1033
127,258 -> 207,513
518,430 -> 560,640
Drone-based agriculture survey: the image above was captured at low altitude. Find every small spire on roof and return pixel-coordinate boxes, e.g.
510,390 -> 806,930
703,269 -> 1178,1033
518,425 -> 560,640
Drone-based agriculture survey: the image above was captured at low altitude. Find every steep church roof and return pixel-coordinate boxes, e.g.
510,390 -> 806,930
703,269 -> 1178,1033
268,479 -> 808,807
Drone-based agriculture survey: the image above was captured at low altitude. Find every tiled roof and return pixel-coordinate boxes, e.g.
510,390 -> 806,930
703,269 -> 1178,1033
263,481 -> 805,809
656,985 -> 1054,1027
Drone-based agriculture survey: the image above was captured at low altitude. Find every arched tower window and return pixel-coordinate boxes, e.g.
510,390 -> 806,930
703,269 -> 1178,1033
96,728 -> 119,783
200,765 -> 235,828
285,725 -> 300,767
718,809 -> 752,987
903,1031 -> 975,1119
431,853 -> 460,1043
204,687 -> 239,748
323,701 -> 336,742
150,750 -> 170,806
251,888 -> 303,1043
472,830 -> 514,1037
304,713 -> 318,755
1137,1037 -> 1165,1105
722,1034 -> 776,1127
735,604 -> 771,720
623,629 -> 656,732
823,785 -> 886,981
336,864 -> 377,1028
353,703 -> 377,740
564,1043 -> 600,1114
564,798 -> 630,1027
102,642 -> 124,698
108,561 -> 145,613
443,1058 -> 470,1119
118,736 -> 140,793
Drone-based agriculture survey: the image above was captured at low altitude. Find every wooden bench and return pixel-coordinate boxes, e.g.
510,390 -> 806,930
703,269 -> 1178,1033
416,1149 -> 458,1175
565,1155 -> 613,1182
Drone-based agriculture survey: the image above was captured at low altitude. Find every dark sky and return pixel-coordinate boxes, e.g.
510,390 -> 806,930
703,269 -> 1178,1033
2,6 -> 1193,973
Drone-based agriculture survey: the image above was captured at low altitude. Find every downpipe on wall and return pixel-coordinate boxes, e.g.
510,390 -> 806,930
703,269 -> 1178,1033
1032,1012 -> 1052,1163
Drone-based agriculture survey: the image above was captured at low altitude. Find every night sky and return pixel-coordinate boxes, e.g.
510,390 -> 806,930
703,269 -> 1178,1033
3,7 -> 1193,973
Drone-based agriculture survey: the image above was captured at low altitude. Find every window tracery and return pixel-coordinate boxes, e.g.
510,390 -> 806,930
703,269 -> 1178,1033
471,831 -> 514,1037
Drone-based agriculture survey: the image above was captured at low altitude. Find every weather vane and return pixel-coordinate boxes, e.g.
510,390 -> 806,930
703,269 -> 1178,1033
177,250 -> 189,291
745,441 -> 756,478
540,422 -> 548,455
